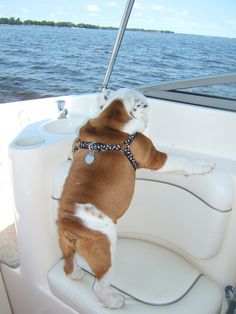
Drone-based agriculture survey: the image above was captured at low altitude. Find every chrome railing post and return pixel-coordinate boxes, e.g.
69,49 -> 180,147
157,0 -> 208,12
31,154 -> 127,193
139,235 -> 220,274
101,0 -> 135,90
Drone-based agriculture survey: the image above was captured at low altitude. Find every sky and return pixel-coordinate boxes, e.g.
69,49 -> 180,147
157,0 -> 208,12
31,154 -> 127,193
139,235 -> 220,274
0,0 -> 236,38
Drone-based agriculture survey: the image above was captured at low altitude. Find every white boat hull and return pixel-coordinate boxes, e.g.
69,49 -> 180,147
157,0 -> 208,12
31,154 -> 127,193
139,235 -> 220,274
1,93 -> 236,313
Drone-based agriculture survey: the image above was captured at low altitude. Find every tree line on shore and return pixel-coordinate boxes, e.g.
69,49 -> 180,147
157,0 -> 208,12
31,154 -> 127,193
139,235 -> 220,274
0,17 -> 174,33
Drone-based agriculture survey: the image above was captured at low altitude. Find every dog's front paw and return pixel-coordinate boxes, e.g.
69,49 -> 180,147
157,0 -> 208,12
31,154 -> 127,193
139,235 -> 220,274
189,160 -> 215,175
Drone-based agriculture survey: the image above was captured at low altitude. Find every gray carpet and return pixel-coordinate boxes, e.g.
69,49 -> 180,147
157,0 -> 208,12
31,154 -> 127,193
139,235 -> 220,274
0,224 -> 20,268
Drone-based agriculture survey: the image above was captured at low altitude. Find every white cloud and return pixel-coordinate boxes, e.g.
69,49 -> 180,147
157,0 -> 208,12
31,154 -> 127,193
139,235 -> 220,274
21,8 -> 30,14
86,4 -> 100,16
175,10 -> 189,16
152,5 -> 164,12
86,4 -> 100,13
134,2 -> 145,11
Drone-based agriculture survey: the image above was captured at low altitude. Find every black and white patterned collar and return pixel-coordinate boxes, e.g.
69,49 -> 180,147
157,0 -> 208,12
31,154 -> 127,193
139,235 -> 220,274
73,132 -> 138,171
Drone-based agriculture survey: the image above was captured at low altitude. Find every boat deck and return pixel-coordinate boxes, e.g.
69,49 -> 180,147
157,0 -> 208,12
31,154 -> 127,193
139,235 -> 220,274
0,159 -> 19,268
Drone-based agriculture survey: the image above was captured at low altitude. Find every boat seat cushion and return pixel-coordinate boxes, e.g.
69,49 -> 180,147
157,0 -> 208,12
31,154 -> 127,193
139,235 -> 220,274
137,167 -> 234,211
48,238 -> 222,314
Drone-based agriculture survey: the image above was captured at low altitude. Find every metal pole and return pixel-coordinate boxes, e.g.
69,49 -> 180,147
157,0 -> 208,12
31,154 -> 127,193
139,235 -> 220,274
101,0 -> 135,90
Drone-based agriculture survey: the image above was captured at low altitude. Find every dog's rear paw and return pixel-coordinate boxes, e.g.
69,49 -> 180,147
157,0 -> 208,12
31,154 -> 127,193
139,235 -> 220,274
105,293 -> 125,309
94,280 -> 125,309
68,265 -> 85,280
190,160 -> 215,175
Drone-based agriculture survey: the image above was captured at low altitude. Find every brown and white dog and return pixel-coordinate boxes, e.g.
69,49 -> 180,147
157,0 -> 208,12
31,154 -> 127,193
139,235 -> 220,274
57,89 -> 214,308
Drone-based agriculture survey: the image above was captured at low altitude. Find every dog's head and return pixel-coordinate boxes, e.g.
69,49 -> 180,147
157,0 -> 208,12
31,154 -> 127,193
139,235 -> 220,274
101,88 -> 149,134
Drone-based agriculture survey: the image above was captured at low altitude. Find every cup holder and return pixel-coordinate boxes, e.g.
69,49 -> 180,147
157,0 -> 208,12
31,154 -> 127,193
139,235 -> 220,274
14,136 -> 45,147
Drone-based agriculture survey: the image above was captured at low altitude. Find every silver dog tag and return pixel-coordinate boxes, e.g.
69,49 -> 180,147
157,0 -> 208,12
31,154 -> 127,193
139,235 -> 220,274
85,152 -> 95,165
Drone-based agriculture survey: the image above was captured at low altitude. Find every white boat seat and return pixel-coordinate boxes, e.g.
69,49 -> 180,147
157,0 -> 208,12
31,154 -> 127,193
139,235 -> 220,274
48,237 -> 222,314
118,167 -> 234,260
50,158 -> 233,313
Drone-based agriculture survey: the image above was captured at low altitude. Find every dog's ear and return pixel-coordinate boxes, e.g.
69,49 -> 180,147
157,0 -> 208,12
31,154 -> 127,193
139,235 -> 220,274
129,97 -> 149,120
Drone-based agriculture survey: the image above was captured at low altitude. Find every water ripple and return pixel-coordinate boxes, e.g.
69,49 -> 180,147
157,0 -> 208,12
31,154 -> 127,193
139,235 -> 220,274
0,25 -> 235,103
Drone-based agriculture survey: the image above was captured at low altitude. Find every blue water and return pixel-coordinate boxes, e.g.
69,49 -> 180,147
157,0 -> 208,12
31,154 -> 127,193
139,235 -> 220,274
0,25 -> 235,103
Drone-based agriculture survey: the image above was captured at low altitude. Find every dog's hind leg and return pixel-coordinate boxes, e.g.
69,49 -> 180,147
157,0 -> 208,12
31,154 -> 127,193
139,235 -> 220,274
93,266 -> 124,309
68,203 -> 125,308
76,224 -> 124,308
68,254 -> 85,280
93,227 -> 124,309
59,229 -> 84,280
